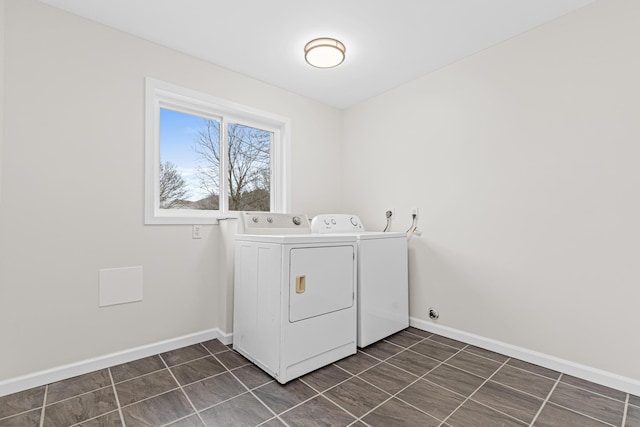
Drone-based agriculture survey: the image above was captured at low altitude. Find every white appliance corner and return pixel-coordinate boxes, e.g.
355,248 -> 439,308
409,317 -> 640,396
0,328 -> 223,397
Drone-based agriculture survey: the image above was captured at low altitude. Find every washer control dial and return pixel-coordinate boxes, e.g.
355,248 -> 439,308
292,216 -> 302,226
252,216 -> 259,223
349,216 -> 359,227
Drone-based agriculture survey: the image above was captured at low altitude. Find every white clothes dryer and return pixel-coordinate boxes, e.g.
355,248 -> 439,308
233,212 -> 357,384
311,214 -> 409,347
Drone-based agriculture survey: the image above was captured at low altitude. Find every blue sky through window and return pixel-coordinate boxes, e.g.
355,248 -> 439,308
160,108 -> 215,201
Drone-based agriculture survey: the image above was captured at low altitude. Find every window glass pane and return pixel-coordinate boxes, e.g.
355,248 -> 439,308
159,108 -> 220,210
227,123 -> 272,211
146,78 -> 288,223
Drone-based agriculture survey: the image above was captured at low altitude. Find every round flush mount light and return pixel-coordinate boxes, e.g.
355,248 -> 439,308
304,38 -> 346,68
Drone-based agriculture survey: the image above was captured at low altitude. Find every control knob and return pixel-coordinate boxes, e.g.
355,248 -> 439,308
292,216 -> 302,226
252,216 -> 259,223
349,216 -> 359,226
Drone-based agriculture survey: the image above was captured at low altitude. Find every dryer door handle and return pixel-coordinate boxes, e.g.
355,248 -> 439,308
295,275 -> 306,293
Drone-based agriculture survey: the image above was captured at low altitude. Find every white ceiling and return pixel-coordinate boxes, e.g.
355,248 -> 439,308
40,0 -> 593,109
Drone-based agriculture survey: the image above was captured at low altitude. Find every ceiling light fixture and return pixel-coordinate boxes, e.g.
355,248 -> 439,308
304,38 -> 346,68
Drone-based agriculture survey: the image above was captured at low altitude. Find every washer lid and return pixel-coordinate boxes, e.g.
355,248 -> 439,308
354,231 -> 407,240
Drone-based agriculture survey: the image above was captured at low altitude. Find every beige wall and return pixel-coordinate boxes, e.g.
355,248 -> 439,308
343,0 -> 640,379
0,0 -> 343,380
0,0 -> 4,204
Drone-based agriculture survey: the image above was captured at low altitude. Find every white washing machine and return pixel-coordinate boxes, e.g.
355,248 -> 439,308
311,214 -> 409,348
233,212 -> 357,384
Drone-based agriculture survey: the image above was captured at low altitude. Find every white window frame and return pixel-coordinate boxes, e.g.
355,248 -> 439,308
145,78 -> 290,224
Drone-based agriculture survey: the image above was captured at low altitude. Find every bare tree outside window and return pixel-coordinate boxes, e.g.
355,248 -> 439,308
191,119 -> 221,210
159,161 -> 190,208
194,120 -> 271,211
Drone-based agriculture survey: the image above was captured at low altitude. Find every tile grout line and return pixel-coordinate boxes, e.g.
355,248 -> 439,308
223,368 -> 290,426
488,376 -> 554,402
404,328 -> 435,341
527,373 -> 620,427
464,396 -> 537,426
362,339 -> 566,426
621,393 -> 630,427
550,375 -> 624,427
183,389 -> 254,415
501,360 -> 560,382
203,342 -> 290,427
561,381 -> 628,404
158,352 -> 208,427
113,368 -> 165,385
253,344 -> 405,426
161,414 -> 204,427
354,341 -> 467,424
466,358 -> 624,426
254,415 -> 287,427
160,352 -> 221,371
460,347 -> 509,365
117,386 -> 183,409
297,376 -> 363,423
437,356 -> 511,426
328,351 -> 419,421
67,410 -> 122,427
38,384 -> 47,427
552,401 -> 621,426
111,359 -> 166,386
391,345 -> 475,425
40,383 -> 115,407
361,340 -> 458,421
359,335 -> 435,371
546,402 -> 619,427
166,366 -> 232,390
107,368 -> 127,427
246,383 -> 316,426
529,374 -> 562,427
309,340 -> 443,425
110,345 -> 231,387
331,350 -> 383,377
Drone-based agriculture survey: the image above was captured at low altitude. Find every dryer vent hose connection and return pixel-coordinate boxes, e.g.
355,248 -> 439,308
383,210 -> 393,232
406,213 -> 422,239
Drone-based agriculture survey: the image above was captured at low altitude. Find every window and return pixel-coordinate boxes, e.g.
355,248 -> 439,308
145,78 -> 290,224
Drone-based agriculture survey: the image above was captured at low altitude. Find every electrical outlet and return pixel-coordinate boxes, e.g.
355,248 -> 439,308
192,225 -> 203,239
412,207 -> 419,218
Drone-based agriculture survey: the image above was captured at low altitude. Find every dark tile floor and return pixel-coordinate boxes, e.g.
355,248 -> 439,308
1,328 -> 638,426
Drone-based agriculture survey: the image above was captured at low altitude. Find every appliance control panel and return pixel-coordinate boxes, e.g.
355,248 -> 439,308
311,214 -> 365,233
238,212 -> 311,234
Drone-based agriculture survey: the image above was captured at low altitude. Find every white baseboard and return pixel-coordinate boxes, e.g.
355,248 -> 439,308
410,317 -> 640,396
217,329 -> 234,346
0,328 -> 229,397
